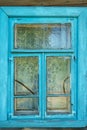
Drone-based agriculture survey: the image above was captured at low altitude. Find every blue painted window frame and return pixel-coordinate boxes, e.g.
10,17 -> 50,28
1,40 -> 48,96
0,7 -> 87,127
9,17 -> 77,120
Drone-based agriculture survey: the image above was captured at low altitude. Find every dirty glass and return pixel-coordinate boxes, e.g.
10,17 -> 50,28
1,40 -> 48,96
14,57 -> 39,115
13,23 -> 72,116
15,24 -> 71,49
15,98 -> 39,115
47,57 -> 70,94
47,56 -> 71,114
14,57 -> 39,95
47,97 -> 70,113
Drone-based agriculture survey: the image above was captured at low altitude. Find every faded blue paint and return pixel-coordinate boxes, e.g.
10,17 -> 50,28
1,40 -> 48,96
78,9 -> 87,121
0,7 -> 86,17
0,8 -> 8,121
0,7 -> 87,127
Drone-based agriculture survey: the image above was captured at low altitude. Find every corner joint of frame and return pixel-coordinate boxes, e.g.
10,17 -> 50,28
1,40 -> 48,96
0,7 -> 8,17
78,9 -> 87,19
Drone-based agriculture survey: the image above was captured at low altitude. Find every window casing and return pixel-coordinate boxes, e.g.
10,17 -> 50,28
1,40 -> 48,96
8,18 -> 77,119
0,7 -> 87,127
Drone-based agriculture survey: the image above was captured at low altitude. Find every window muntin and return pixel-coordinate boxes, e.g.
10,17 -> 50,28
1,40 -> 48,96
15,24 -> 71,50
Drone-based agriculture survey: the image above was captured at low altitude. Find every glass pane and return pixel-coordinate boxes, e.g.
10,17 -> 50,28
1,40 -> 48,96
47,97 -> 70,113
15,24 -> 71,49
47,57 -> 70,94
15,98 -> 39,115
14,57 -> 39,95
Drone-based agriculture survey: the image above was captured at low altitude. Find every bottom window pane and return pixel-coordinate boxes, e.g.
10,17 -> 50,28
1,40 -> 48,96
47,97 -> 70,114
14,98 -> 39,115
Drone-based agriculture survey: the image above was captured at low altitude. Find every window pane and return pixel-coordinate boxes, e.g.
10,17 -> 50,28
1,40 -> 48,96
15,24 -> 71,49
15,98 -> 39,115
47,57 -> 70,94
14,57 -> 39,95
47,97 -> 70,113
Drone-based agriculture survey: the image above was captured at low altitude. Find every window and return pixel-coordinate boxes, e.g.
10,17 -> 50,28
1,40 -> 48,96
10,21 -> 76,119
0,7 -> 87,127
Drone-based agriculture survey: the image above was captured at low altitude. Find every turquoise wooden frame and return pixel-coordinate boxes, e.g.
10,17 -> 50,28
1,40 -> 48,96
9,17 -> 76,120
0,7 -> 87,128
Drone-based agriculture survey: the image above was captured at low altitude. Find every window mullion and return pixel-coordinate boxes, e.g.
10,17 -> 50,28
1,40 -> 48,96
40,52 -> 46,119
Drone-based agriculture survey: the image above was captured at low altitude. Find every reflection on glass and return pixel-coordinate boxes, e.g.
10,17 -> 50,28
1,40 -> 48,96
15,24 -> 71,49
14,57 -> 39,95
47,57 -> 70,94
47,97 -> 70,113
15,98 -> 39,115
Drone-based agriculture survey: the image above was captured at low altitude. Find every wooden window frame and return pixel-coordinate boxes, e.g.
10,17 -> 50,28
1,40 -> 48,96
0,7 -> 87,127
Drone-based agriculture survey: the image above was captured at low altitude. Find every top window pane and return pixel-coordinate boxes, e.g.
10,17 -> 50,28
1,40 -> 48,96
15,24 -> 71,49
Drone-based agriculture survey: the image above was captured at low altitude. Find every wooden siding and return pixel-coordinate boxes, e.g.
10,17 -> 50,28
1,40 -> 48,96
0,0 -> 87,6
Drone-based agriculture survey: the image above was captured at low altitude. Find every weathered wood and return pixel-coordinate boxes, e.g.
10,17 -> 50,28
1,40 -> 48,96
0,6 -> 87,128
0,0 -> 87,6
0,8 -> 8,121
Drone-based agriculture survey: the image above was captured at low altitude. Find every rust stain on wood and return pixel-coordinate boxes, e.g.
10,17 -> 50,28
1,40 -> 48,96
0,0 -> 87,6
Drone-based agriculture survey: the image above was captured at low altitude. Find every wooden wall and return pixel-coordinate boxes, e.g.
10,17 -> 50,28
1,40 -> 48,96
0,0 -> 87,6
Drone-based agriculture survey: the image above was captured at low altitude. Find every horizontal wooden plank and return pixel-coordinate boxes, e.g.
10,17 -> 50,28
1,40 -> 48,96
0,120 -> 86,127
1,7 -> 84,17
0,0 -> 87,6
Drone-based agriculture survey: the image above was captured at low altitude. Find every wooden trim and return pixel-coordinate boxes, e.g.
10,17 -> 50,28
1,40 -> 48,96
0,120 -> 86,127
0,6 -> 87,127
0,0 -> 87,6
1,7 -> 84,17
0,8 -> 8,121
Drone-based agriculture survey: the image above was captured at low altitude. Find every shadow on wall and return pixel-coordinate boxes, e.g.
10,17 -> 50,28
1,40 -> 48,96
0,128 -> 87,130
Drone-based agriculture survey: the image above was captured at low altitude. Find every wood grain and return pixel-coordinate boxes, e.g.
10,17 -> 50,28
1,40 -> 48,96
0,0 -> 87,6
